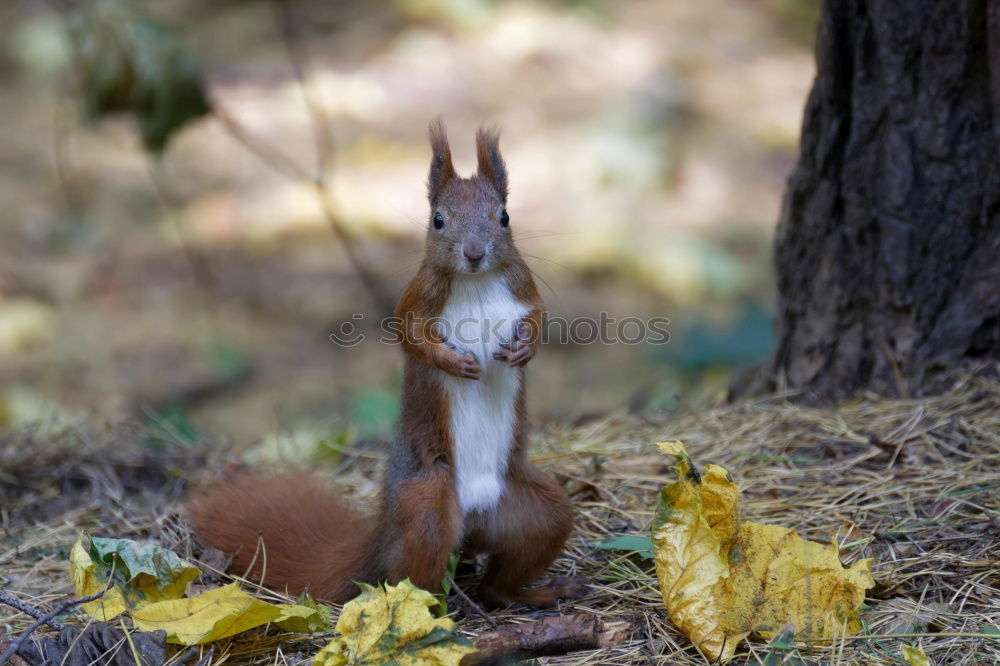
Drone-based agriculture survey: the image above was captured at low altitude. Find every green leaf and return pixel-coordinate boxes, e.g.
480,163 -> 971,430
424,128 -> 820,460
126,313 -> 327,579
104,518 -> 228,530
595,535 -> 655,560
436,552 -> 460,617
70,535 -> 200,621
206,340 -> 250,379
273,592 -> 332,634
89,537 -> 199,595
68,0 -> 209,152
761,624 -> 810,665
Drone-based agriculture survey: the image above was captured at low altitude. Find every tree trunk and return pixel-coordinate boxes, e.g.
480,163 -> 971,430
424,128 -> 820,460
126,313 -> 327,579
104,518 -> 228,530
759,0 -> 1000,402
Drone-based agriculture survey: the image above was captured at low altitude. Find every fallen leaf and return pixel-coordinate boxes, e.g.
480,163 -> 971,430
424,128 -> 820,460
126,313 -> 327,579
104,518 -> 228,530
130,582 -> 325,644
651,441 -> 874,661
70,535 -> 200,621
313,579 -> 476,665
901,644 -> 931,666
276,593 -> 332,634
70,535 -> 329,644
595,535 -> 655,561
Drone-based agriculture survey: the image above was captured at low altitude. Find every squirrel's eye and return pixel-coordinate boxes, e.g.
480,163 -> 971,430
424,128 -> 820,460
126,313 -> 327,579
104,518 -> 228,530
500,210 -> 509,227
433,212 -> 444,230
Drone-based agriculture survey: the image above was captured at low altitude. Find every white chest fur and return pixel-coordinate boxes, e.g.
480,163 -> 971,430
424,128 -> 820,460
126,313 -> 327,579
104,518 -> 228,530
437,272 -> 531,513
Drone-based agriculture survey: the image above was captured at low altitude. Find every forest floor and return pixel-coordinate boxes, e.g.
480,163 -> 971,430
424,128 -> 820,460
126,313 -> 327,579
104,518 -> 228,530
2,376 -> 998,665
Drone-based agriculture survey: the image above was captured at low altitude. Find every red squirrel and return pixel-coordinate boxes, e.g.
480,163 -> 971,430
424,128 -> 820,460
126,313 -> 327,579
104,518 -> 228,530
188,120 -> 576,608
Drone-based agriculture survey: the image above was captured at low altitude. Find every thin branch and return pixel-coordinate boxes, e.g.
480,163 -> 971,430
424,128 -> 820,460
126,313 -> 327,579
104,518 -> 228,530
0,580 -> 114,666
210,80 -> 396,317
463,613 -> 639,665
242,0 -> 396,315
146,159 -> 218,307
0,590 -> 63,631
272,0 -> 335,182
445,576 -> 497,630
211,100 -> 308,182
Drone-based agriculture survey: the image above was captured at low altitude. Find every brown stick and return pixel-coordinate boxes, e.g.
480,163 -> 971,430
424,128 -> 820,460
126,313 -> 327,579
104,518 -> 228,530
0,590 -> 63,631
272,0 -> 396,316
461,613 -> 638,665
446,576 -> 497,630
0,581 -> 113,666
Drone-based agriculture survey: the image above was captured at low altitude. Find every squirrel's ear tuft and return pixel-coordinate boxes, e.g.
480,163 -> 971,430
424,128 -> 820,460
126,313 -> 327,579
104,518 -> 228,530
428,117 -> 455,205
476,125 -> 507,201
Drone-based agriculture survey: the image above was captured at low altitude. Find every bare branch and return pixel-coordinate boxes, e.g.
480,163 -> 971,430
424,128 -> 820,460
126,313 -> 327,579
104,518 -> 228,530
272,0 -> 335,183
0,580 -> 114,666
0,590 -> 63,631
462,613 -> 639,665
254,0 -> 396,315
445,576 -> 498,630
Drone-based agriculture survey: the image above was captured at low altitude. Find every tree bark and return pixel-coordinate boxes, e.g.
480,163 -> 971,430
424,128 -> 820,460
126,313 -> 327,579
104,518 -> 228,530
758,0 -> 1000,402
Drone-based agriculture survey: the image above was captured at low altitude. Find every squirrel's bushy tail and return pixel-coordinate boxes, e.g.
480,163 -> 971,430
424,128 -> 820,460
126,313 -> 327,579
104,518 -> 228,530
187,474 -> 374,603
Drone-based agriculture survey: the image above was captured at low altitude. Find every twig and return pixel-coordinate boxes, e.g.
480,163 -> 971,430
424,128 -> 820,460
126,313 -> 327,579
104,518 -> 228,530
446,576 -> 497,630
212,101 -> 307,182
272,0 -> 395,315
203,0 -> 397,316
0,590 -> 63,631
146,159 -> 218,306
210,88 -> 395,317
462,613 -> 639,665
134,361 -> 255,418
272,0 -> 334,182
173,644 -> 215,666
0,581 -> 114,666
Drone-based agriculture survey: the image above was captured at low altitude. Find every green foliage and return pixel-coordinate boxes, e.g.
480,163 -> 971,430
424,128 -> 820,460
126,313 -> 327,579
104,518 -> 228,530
595,535 -> 655,561
351,387 -> 400,439
144,403 -> 198,448
436,552 -> 460,617
760,624 -> 810,665
657,302 -> 775,373
206,339 -> 250,379
88,536 -> 199,594
68,0 -> 209,152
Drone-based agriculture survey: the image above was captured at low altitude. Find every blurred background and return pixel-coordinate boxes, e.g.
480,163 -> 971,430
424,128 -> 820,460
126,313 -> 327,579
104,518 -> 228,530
0,0 -> 818,456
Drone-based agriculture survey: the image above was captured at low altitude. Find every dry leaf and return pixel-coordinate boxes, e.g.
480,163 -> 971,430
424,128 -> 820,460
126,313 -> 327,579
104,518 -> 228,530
901,644 -> 931,666
313,579 -> 475,665
70,534 -> 328,645
130,582 -> 325,644
70,535 -> 200,621
651,441 -> 874,661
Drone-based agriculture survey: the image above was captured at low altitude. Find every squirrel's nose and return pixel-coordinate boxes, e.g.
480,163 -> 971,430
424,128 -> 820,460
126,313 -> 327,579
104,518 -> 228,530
463,241 -> 486,263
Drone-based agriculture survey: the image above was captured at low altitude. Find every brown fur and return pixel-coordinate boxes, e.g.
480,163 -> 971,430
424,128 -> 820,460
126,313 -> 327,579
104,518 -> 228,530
187,120 -> 576,608
187,475 -> 373,602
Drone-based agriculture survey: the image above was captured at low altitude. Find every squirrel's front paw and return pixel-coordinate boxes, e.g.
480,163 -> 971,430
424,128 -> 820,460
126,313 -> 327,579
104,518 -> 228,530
439,342 -> 482,380
493,321 -> 536,367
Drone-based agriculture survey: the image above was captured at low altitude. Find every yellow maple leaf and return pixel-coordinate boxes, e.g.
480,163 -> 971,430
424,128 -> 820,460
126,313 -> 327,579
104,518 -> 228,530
652,441 -> 874,661
69,535 -> 200,621
69,535 -> 328,644
313,579 -> 476,665
130,582 -> 325,644
902,644 -> 931,666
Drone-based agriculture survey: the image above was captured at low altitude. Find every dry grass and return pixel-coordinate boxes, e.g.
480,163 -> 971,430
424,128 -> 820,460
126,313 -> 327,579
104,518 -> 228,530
2,377 -> 998,664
